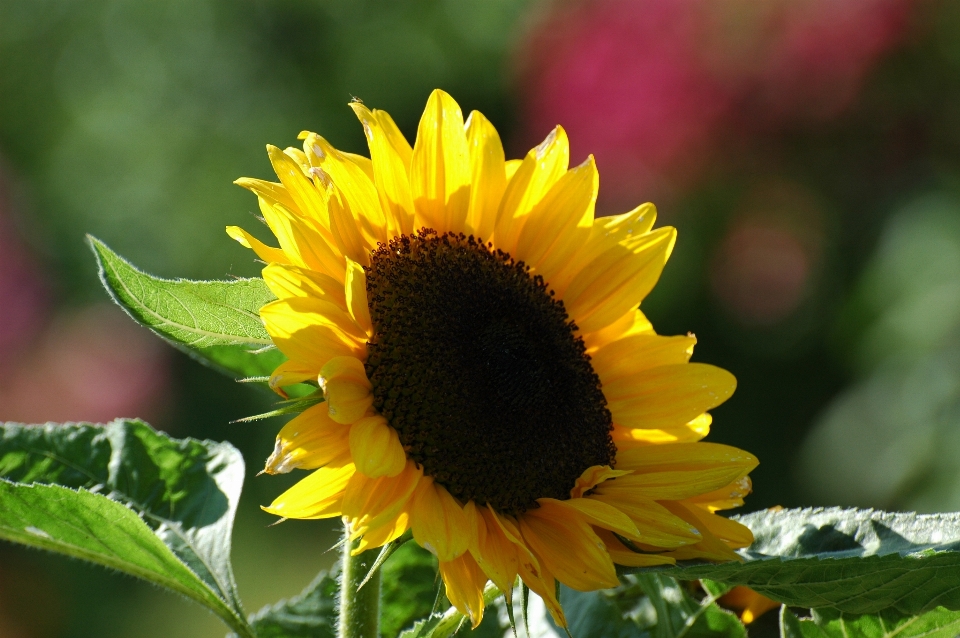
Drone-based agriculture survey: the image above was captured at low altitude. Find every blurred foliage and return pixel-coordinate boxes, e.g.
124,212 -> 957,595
0,0 -> 527,635
4,0 -> 960,635
798,195 -> 960,511
0,0 -> 526,294
641,0 -> 960,511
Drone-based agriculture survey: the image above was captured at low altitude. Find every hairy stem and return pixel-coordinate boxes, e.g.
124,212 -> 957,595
339,523 -> 381,638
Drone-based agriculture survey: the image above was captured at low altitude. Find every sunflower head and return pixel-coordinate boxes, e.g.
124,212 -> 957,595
230,89 -> 758,628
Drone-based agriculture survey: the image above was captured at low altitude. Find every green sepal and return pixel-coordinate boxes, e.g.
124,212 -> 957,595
359,534 -> 411,591
231,390 -> 325,423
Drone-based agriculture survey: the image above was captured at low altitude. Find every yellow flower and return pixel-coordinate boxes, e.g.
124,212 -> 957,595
229,90 -> 758,628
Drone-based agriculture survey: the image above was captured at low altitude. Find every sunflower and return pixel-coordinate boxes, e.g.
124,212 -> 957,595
228,90 -> 758,628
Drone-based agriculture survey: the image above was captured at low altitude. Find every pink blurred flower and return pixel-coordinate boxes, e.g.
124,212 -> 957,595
517,0 -> 913,201
0,304 -> 170,424
709,181 -> 825,326
0,170 -> 48,377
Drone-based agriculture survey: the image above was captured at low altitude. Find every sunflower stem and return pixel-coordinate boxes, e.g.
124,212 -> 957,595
338,522 -> 381,638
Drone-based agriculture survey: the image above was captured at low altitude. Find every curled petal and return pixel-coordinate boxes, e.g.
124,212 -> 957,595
226,226 -> 290,265
570,465 -> 631,498
439,552 -> 488,629
263,462 -> 356,520
342,459 -> 422,534
319,356 -> 373,424
349,414 -> 406,478
411,477 -> 470,561
519,500 -> 618,591
265,402 -> 350,474
344,258 -> 372,334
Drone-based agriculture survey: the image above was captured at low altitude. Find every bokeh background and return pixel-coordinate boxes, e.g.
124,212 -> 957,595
1,0 -> 958,635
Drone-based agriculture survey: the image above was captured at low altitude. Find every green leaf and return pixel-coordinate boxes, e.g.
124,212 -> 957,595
246,570 -> 338,638
88,235 -> 283,378
559,574 -> 744,638
0,419 -> 253,637
0,480 -> 252,636
634,507 -> 960,616
398,583 -> 501,638
792,607 -> 960,638
781,606 -> 803,638
383,542 -> 440,638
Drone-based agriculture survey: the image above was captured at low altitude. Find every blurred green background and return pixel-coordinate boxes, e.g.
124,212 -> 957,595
1,0 -> 959,635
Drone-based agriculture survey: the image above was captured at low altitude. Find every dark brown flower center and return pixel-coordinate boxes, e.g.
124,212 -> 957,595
364,229 -> 614,515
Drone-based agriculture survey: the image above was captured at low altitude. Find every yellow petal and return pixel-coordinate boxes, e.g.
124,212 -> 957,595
464,110 -> 506,241
411,477 -> 470,561
328,188 -> 373,266
262,292 -> 364,343
283,146 -> 311,173
319,356 -> 373,424
605,202 -> 658,237
562,226 -> 676,333
349,414 -> 406,478
512,155 -> 597,282
686,476 -> 753,512
606,363 -> 736,431
681,501 -> 755,548
410,89 -> 471,234
594,529 -> 675,568
504,159 -> 522,182
262,262 -> 346,307
614,442 -> 758,474
302,133 -> 387,244
264,402 -> 350,474
487,509 -> 543,583
350,103 -> 415,237
469,504 -> 520,601
439,552 -> 488,629
587,492 -> 702,548
260,299 -> 364,370
267,145 -> 331,225
516,547 -> 565,627
226,226 -> 291,265
549,203 -> 659,298
582,308 -> 654,353
591,333 -> 696,385
375,109 -> 413,167
591,467 -> 754,502
354,508 -> 410,554
659,501 -> 744,562
542,497 -> 642,542
263,462 -> 356,519
343,152 -> 375,182
518,499 -> 618,591
259,199 -> 345,280
494,126 -> 569,255
611,413 -> 713,445
234,177 -> 297,213
342,459 -> 422,533
570,465 -> 631,499
344,258 -> 372,333
268,360 -> 318,395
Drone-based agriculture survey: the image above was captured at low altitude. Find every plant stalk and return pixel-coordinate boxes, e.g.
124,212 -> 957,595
339,522 -> 381,638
